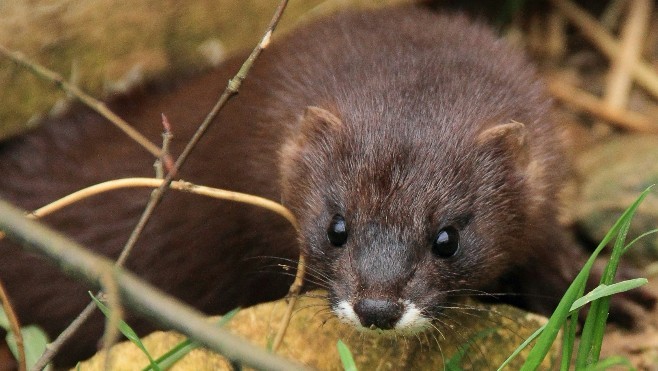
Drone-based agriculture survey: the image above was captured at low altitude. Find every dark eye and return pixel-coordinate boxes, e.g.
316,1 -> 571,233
327,214 -> 348,247
432,226 -> 460,258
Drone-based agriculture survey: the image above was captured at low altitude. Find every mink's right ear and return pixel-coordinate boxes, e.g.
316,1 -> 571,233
476,120 -> 529,169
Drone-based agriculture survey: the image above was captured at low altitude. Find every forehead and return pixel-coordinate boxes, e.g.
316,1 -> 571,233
326,122 -> 474,223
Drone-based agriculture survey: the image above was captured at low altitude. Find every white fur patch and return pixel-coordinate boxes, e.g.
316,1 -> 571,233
334,300 -> 361,327
394,300 -> 431,333
333,299 -> 430,333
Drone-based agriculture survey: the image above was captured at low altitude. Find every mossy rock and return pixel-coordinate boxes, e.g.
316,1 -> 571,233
77,293 -> 557,370
0,0 -> 409,140
576,134 -> 658,266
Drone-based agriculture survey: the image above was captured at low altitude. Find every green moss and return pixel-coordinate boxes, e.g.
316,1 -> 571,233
0,0 -> 407,140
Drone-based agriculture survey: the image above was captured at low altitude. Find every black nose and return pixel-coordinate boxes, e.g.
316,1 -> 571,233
353,299 -> 403,330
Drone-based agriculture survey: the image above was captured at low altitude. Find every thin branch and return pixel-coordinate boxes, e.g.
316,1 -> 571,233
32,303 -> 97,371
99,271 -> 122,371
0,279 -> 26,371
548,78 -> 658,133
551,0 -> 658,100
30,1 -> 291,366
8,178 -> 299,368
2,174 -> 301,359
2,174 -> 302,359
0,177 -> 297,232
546,11 -> 567,61
600,0 -> 628,30
117,0 -> 289,266
0,44 -> 165,160
603,0 -> 652,112
156,114 -> 175,178
272,255 -> 306,351
0,200 -> 309,371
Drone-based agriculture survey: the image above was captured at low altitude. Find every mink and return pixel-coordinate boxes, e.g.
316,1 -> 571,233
0,4 -> 653,366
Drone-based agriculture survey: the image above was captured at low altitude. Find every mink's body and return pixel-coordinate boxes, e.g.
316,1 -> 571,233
0,5 -> 653,366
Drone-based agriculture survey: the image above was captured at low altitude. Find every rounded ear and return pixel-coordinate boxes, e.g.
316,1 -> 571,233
476,120 -> 529,168
298,106 -> 343,142
279,106 -> 343,192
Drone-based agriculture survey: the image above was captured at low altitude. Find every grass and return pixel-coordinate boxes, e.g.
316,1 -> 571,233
502,185 -> 654,370
0,307 -> 51,370
91,292 -> 240,370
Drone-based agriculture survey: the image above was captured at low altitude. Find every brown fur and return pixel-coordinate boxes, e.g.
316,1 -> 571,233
0,5 -> 653,366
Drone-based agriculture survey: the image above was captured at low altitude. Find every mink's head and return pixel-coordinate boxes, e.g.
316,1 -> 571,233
280,105 -> 537,333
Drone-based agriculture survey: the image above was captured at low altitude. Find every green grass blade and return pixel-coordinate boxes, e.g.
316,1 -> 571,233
1,307 -> 51,370
520,186 -> 652,370
142,307 -> 241,371
337,340 -> 357,371
519,254 -> 598,370
446,328 -> 495,370
623,228 -> 658,253
585,355 -> 636,371
577,199 -> 643,368
0,307 -> 9,329
146,341 -> 197,371
570,279 -> 648,311
6,325 -> 50,370
498,325 -> 544,371
90,293 -> 161,371
559,314 -> 578,371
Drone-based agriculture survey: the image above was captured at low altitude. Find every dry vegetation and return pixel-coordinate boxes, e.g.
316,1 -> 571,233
0,0 -> 657,369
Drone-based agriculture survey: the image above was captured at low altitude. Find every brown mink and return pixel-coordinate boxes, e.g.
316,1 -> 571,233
0,4 -> 653,366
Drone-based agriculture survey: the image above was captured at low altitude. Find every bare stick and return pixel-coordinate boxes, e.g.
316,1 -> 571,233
31,303 -> 96,371
600,0 -> 628,30
24,180 -> 298,369
0,44 -> 164,160
30,1 -> 290,366
99,271 -> 122,371
0,177 -> 296,230
4,175 -> 297,368
546,11 -> 567,61
157,114 -> 176,178
0,280 -> 26,371
3,174 -> 302,356
603,0 -> 652,112
272,255 -> 306,351
118,0 -> 288,266
548,78 -> 658,132
0,200 -> 309,371
551,0 -> 658,99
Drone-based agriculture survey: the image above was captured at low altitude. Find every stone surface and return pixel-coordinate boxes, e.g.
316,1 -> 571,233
0,0 -> 409,140
77,293 -> 557,370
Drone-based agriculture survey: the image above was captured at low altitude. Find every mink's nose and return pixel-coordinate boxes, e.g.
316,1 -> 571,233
354,298 -> 403,330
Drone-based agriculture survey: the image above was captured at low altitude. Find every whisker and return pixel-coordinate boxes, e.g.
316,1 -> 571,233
252,256 -> 334,282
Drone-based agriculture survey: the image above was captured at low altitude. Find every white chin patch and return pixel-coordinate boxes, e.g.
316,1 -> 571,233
333,299 -> 430,334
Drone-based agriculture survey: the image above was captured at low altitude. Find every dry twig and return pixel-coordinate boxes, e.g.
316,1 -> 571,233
603,0 -> 652,112
600,0 -> 629,30
30,1 -> 291,367
551,0 -> 658,100
0,174 -> 300,366
0,178 -> 297,234
98,271 -> 122,371
0,44 -> 165,160
0,200 -> 309,371
0,280 -> 26,371
548,78 -> 658,132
